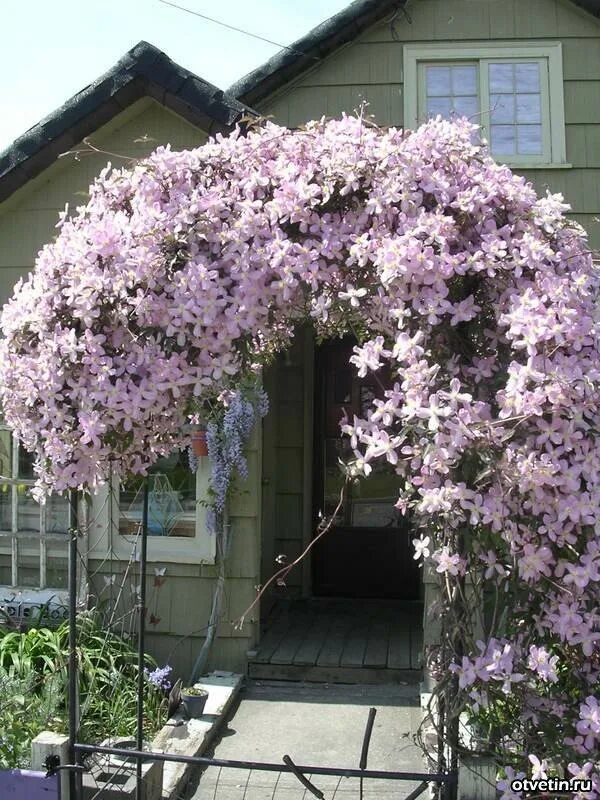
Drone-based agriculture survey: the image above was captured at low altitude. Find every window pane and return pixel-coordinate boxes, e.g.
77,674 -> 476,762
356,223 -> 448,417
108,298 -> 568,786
120,449 -> 196,538
426,66 -> 451,96
427,96 -> 452,117
0,486 -> 11,530
516,63 -> 540,92
0,554 -> 11,585
17,486 -> 41,532
0,432 -> 12,479
491,125 -> 516,155
18,447 -> 35,480
453,95 -> 478,117
489,63 -> 514,93
491,94 -> 515,123
518,125 -> 543,154
452,66 -> 477,95
46,495 -> 69,534
516,94 -> 541,123
46,546 -> 68,589
17,555 -> 40,589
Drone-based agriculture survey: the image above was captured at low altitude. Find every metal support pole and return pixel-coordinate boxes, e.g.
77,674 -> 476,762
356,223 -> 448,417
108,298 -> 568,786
68,489 -> 81,800
136,477 -> 149,800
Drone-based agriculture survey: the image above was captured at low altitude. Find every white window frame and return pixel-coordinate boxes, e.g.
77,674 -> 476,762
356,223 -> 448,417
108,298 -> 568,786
403,41 -> 569,169
0,429 -> 69,590
88,455 -> 216,565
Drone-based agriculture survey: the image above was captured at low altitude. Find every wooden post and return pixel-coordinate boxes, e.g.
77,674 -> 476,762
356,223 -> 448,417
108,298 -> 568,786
31,731 -> 70,800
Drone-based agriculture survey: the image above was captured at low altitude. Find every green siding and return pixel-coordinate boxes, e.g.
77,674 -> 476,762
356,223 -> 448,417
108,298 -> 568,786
261,333 -> 308,598
258,0 -> 600,247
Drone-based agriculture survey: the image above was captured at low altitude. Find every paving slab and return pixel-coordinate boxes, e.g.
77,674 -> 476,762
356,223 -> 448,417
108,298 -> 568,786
184,680 -> 427,800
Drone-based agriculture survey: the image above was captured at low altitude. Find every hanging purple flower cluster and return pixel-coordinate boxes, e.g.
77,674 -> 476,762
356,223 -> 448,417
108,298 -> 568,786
187,449 -> 198,474
205,382 -> 268,530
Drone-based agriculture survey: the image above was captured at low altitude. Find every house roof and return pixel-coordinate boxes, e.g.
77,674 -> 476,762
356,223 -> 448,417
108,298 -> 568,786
0,41 -> 256,204
230,0 -> 600,107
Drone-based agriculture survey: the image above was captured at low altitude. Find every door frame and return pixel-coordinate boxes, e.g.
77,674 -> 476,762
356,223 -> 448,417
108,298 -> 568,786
301,329 -> 315,598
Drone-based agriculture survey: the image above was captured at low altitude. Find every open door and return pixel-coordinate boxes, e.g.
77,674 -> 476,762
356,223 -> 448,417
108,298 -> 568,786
311,337 -> 420,600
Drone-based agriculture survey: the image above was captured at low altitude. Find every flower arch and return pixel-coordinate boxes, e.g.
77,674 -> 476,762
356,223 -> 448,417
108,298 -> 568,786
0,116 -> 598,794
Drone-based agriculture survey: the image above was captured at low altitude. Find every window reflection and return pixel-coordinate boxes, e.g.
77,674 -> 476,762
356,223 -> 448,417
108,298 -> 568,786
120,449 -> 196,537
319,339 -> 402,530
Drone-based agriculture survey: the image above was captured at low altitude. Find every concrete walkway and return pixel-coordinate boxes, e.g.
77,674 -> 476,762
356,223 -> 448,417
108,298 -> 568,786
184,680 -> 427,800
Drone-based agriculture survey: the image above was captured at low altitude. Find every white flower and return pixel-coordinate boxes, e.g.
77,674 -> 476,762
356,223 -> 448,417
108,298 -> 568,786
412,535 -> 431,560
338,283 -> 367,308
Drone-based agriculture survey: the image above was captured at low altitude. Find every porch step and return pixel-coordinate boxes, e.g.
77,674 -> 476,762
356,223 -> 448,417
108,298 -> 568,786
248,661 -> 422,685
250,598 -> 424,684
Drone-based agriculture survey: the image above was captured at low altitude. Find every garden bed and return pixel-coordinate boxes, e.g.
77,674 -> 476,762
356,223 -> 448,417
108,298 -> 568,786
0,613 -> 169,770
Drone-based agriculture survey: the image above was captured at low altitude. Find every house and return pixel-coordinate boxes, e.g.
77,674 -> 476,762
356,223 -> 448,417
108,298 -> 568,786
1,0 -> 600,682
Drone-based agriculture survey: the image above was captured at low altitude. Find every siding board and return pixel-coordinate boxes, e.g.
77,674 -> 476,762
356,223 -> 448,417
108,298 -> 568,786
521,168 -> 600,213
513,0 -> 558,37
556,0 -> 600,35
228,517 -> 260,579
564,82 -> 600,124
275,447 -> 304,493
275,494 -> 303,541
489,0 -> 516,37
565,125 -> 588,167
433,0 -> 491,39
562,39 -> 600,79
297,42 -> 403,87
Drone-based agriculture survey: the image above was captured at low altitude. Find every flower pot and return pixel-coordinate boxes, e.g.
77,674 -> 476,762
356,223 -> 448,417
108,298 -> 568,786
181,688 -> 209,718
191,430 -> 208,457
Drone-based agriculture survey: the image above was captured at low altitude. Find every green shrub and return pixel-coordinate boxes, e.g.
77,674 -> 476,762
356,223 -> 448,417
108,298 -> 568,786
0,613 -> 168,767
0,670 -> 64,768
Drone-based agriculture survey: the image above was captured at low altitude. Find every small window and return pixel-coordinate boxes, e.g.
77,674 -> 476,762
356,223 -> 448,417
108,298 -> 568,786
0,428 -> 69,590
119,449 -> 197,538
405,42 -> 568,168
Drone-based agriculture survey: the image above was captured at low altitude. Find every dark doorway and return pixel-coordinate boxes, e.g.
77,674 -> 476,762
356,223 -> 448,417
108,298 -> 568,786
311,337 -> 420,600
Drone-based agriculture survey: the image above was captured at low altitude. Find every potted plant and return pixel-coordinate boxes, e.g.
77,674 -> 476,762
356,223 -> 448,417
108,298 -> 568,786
180,685 -> 209,718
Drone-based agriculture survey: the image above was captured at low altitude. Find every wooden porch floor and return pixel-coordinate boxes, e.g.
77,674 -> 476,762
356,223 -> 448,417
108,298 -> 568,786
248,598 -> 423,684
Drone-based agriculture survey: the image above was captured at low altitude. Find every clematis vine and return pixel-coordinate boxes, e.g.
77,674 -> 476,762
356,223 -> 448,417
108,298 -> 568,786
0,115 -> 599,791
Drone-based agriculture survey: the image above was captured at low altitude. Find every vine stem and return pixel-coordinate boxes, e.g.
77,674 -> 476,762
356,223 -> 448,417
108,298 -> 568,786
235,476 -> 350,629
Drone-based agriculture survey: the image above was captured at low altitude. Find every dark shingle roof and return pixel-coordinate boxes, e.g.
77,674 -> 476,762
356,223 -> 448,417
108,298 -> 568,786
0,41 -> 256,204
230,0 -> 600,107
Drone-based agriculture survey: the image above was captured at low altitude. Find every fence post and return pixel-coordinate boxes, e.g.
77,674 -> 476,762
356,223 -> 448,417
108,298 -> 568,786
31,731 -> 70,800
458,754 -> 497,799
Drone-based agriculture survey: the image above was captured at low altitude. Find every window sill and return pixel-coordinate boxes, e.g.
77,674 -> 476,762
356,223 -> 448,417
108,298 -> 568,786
110,531 -> 216,565
507,162 -> 573,170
